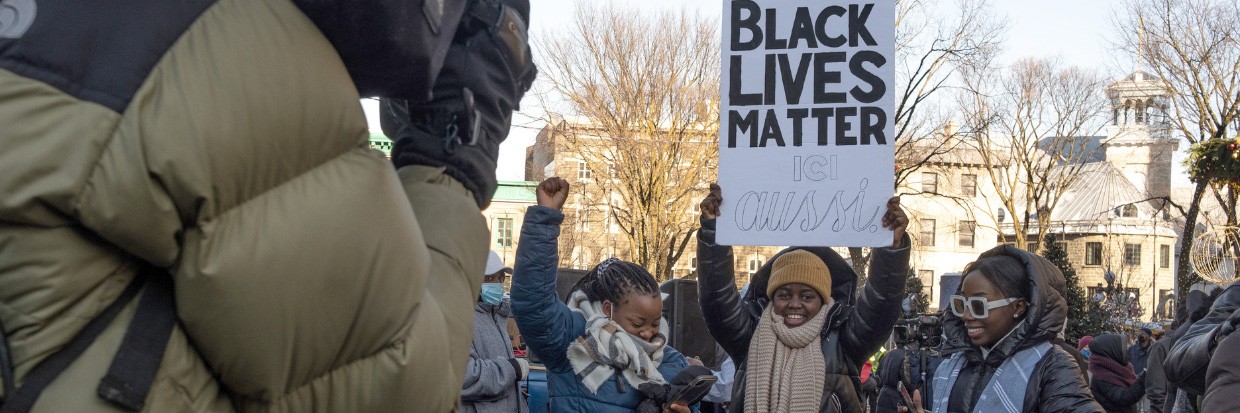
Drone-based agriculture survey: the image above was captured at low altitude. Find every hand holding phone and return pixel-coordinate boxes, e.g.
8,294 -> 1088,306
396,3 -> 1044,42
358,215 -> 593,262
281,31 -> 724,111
663,375 -> 717,409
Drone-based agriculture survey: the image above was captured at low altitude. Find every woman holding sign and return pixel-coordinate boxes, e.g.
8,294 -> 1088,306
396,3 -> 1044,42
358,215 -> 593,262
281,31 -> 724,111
897,246 -> 1103,413
696,184 -> 911,413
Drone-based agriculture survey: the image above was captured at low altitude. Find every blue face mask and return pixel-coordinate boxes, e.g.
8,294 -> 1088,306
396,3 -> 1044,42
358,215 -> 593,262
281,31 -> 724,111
1081,348 -> 1091,359
481,283 -> 505,306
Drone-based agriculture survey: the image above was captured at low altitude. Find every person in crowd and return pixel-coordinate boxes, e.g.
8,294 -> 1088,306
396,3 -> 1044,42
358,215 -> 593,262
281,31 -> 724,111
511,177 -> 699,413
875,340 -> 942,413
462,251 -> 529,413
1166,280 -> 1240,403
1079,336 -> 1095,359
696,184 -> 912,413
862,359 -> 879,412
704,356 -> 736,411
1128,328 -> 1152,374
1088,334 -> 1146,413
1155,288 -> 1222,413
900,246 -> 1103,413
1201,319 -> 1240,412
1145,325 -> 1172,413
0,0 -> 534,410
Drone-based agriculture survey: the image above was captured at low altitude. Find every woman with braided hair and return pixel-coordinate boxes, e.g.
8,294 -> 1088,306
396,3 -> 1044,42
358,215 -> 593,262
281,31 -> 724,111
511,177 -> 702,413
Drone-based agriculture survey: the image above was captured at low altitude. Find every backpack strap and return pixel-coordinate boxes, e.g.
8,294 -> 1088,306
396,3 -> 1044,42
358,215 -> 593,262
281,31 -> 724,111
97,271 -> 176,411
0,264 -> 175,413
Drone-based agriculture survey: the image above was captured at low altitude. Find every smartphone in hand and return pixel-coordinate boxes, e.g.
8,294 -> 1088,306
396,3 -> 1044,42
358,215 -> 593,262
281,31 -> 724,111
663,375 -> 718,409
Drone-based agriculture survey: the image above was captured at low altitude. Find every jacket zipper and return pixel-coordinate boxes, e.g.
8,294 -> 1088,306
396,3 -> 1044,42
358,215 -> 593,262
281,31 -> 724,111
491,306 -> 523,409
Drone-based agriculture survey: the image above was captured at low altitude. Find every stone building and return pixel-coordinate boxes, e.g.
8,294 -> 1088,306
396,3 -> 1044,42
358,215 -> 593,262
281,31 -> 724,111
482,181 -> 538,270
898,129 -> 1007,310
897,72 -> 1182,321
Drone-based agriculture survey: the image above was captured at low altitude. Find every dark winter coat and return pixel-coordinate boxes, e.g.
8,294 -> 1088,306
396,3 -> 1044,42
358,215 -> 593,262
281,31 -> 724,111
1145,336 -> 1171,413
1127,343 -> 1150,374
1089,335 -> 1145,413
511,206 -> 693,413
1201,328 -> 1240,412
696,217 -> 910,413
463,300 -> 529,413
1166,281 -> 1240,396
937,245 -> 1103,413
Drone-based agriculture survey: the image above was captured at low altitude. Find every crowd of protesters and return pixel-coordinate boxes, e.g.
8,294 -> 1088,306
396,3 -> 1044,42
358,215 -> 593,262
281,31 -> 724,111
3,0 -> 1238,410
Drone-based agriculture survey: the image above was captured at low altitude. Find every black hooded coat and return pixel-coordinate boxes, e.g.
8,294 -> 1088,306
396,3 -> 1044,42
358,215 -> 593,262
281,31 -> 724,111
695,217 -> 910,413
936,245 -> 1103,413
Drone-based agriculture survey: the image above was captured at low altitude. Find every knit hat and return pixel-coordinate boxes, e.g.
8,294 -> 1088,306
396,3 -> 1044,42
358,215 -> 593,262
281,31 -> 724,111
766,250 -> 832,300
1077,335 -> 1094,351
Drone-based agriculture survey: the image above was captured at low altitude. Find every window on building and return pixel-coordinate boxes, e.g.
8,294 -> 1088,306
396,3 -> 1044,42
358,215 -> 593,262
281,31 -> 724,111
961,174 -> 977,196
919,219 -> 936,247
690,257 -> 698,272
958,221 -> 975,247
748,258 -> 763,275
495,217 -> 513,247
1160,244 -> 1171,268
922,172 -> 939,194
578,208 -> 590,231
1124,243 -> 1142,266
1120,204 -> 1137,218
1085,242 -> 1103,266
577,160 -> 592,180
918,269 -> 935,300
1026,242 -> 1039,252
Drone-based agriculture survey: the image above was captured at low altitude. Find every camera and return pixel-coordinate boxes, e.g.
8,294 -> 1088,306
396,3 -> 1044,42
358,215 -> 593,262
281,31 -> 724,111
892,314 -> 943,349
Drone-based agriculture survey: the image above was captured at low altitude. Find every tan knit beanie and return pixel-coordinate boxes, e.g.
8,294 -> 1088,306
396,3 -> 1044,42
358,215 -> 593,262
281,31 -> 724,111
766,250 -> 833,300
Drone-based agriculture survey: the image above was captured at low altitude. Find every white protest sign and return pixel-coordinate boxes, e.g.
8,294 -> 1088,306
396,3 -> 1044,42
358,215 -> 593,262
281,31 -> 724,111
717,0 -> 895,247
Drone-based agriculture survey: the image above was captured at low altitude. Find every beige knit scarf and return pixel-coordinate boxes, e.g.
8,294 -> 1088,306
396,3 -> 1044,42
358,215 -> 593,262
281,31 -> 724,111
745,300 -> 832,413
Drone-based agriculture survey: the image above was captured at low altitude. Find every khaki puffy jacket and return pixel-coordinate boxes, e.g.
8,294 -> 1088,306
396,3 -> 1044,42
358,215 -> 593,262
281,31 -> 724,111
0,0 -> 483,411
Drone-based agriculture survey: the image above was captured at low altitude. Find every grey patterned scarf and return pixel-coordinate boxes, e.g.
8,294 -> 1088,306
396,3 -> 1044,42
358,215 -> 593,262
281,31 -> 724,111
565,290 -> 667,393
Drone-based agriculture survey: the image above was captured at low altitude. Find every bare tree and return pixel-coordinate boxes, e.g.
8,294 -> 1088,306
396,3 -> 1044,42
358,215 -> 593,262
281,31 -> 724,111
1115,0 -> 1240,302
848,0 -> 1005,280
958,57 -> 1109,251
892,0 -> 1005,186
536,3 -> 719,280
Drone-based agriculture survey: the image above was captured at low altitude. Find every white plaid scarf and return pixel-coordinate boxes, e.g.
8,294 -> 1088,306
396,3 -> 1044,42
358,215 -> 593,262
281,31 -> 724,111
565,290 -> 668,393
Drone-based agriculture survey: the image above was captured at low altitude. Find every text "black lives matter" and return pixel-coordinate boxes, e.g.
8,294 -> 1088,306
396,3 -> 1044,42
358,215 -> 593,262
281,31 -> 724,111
727,2 -> 888,149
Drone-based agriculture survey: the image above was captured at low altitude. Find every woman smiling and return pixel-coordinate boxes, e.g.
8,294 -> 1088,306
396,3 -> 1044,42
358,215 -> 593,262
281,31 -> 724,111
696,184 -> 911,413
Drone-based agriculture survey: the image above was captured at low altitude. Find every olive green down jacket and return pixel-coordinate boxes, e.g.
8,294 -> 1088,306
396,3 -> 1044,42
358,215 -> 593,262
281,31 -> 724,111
0,0 -> 486,411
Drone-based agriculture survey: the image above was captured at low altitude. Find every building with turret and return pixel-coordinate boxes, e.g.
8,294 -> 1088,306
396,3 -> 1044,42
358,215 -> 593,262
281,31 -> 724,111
901,72 -> 1181,321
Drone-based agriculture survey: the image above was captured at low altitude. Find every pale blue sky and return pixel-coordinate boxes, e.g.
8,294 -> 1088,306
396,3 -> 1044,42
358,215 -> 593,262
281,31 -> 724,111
362,0 -> 1190,185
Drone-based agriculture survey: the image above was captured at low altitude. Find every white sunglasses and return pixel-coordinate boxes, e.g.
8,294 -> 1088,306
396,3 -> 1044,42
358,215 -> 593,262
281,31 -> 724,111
950,295 -> 1020,319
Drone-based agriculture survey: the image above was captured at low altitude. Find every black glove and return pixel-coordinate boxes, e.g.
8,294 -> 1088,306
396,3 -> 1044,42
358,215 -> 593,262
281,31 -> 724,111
383,0 -> 537,209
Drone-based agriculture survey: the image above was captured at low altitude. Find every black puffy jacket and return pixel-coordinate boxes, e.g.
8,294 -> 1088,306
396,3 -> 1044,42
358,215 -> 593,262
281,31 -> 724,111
936,246 -> 1103,413
696,217 -> 910,413
1165,280 -> 1240,396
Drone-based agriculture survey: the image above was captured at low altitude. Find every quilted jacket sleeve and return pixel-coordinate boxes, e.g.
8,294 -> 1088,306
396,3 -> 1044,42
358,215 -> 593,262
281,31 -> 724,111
695,216 -> 755,363
840,235 -> 910,364
1035,347 -> 1106,413
1166,283 -> 1240,395
510,206 -> 583,372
